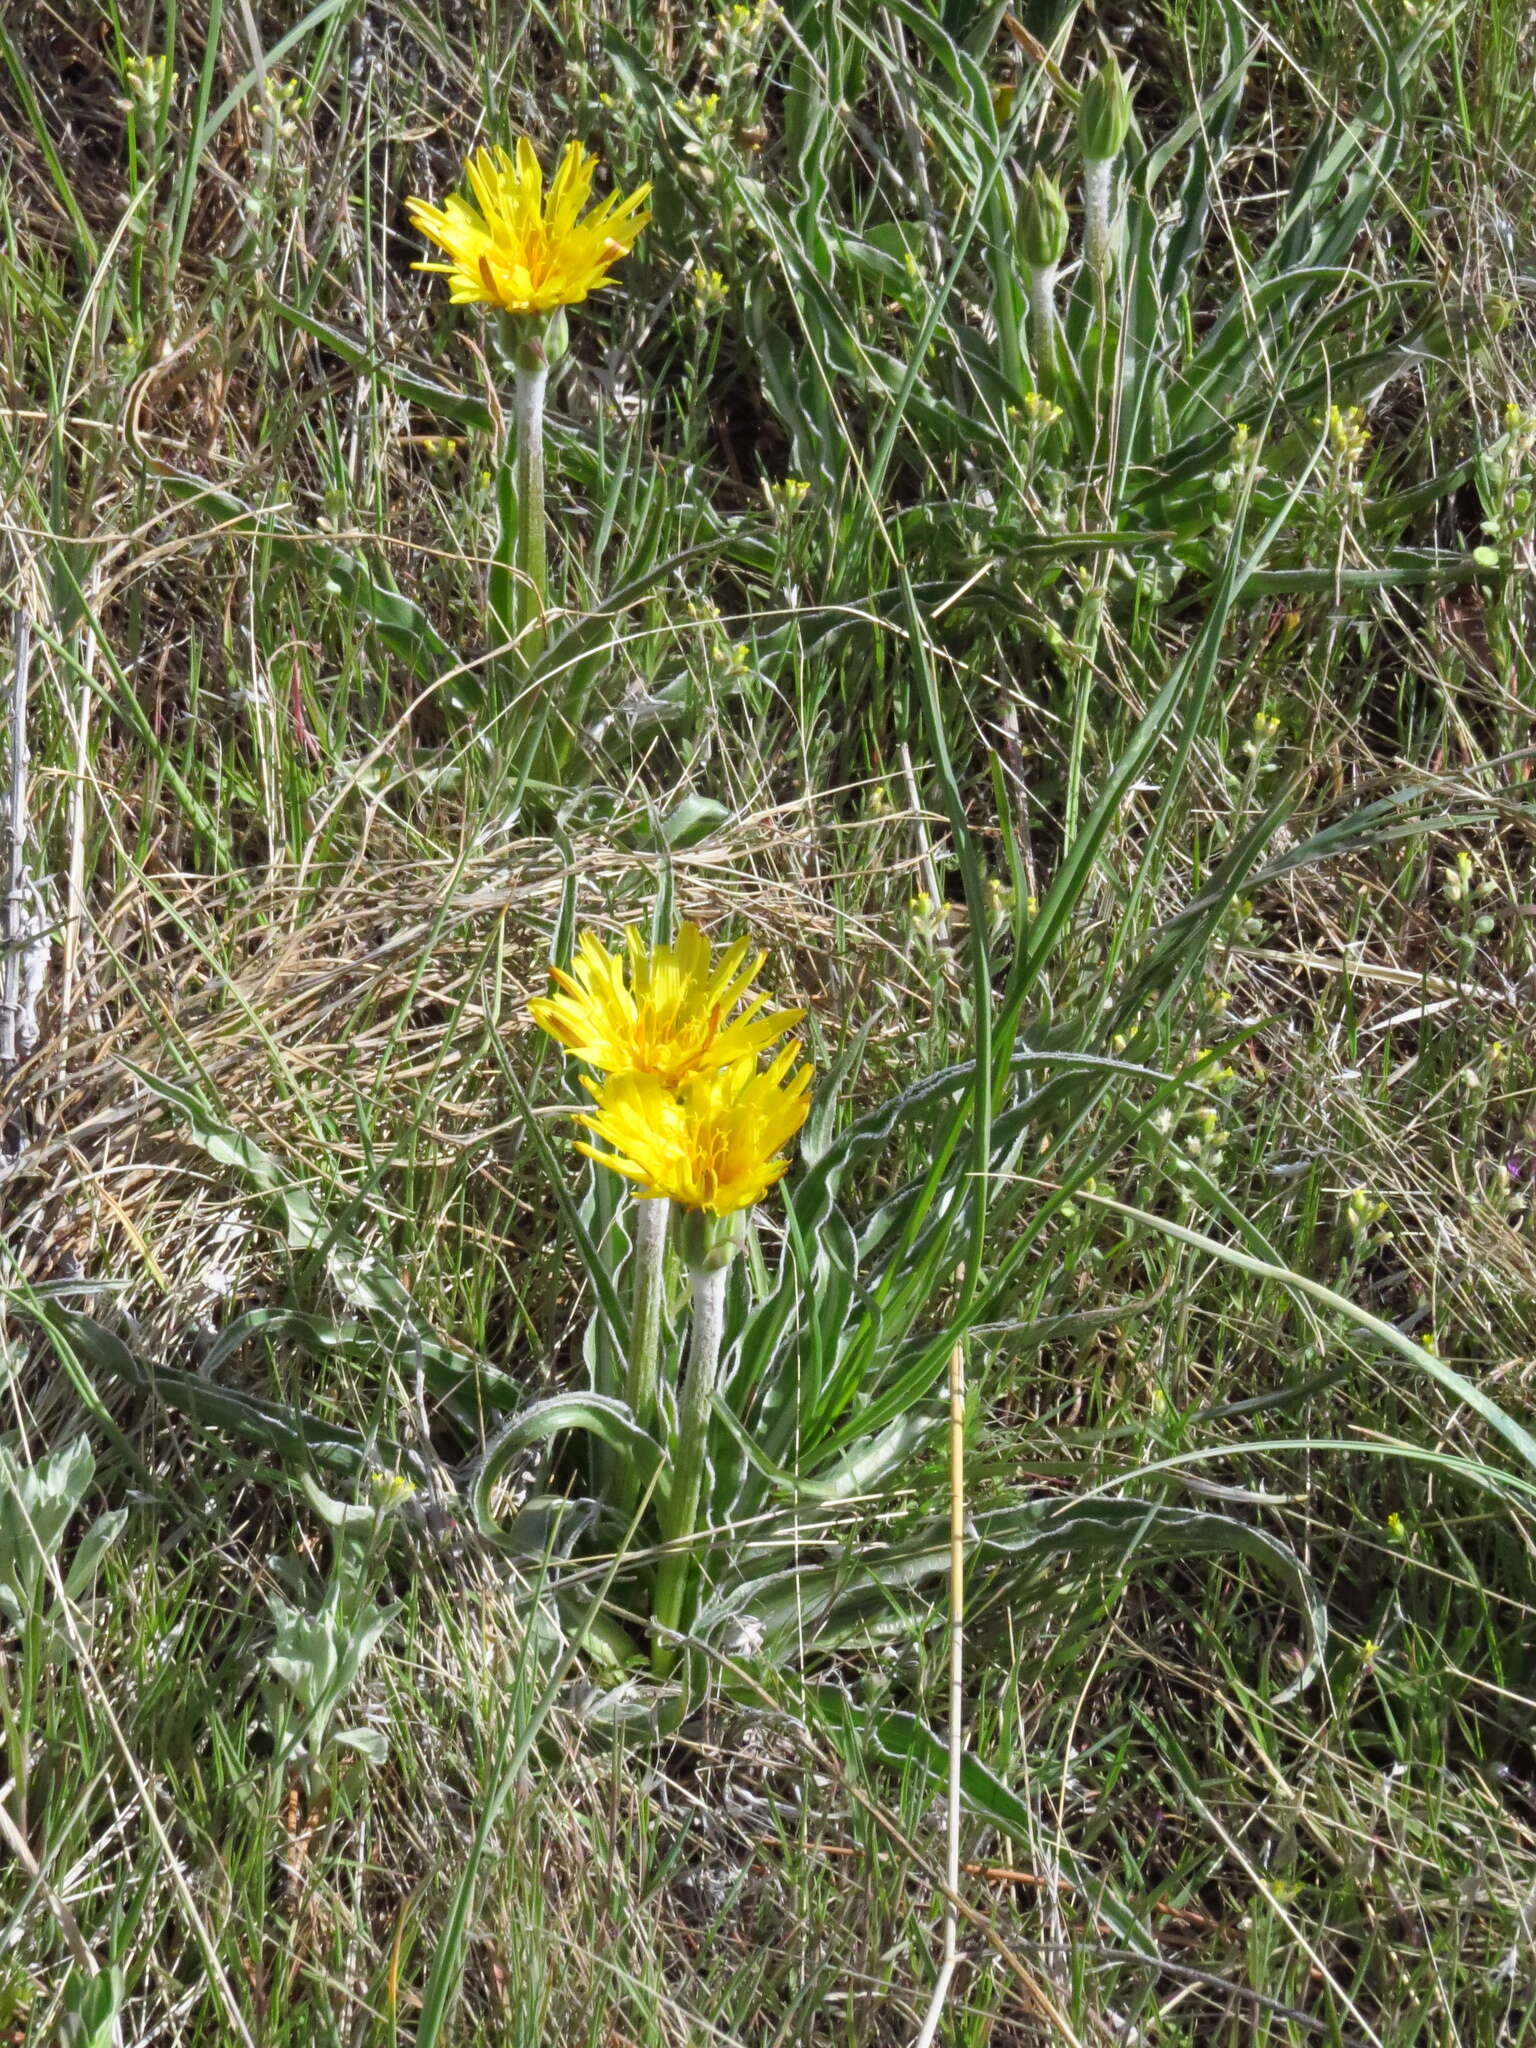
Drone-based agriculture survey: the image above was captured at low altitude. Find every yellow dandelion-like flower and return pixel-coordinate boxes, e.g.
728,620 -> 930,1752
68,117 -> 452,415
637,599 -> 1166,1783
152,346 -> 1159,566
530,922 -> 802,1089
574,1046 -> 812,1214
406,138 -> 651,315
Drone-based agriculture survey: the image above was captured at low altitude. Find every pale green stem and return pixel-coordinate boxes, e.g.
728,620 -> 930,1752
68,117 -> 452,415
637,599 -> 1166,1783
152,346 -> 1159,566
1083,157 -> 1116,281
651,1258 -> 728,1676
626,1195 -> 669,1437
512,356 -> 549,656
1028,263 -> 1059,386
985,189 -> 1026,398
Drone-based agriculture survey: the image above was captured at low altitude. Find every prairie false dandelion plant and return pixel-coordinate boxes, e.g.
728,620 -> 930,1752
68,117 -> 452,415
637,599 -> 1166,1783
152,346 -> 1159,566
533,924 -> 810,1645
406,139 -> 650,657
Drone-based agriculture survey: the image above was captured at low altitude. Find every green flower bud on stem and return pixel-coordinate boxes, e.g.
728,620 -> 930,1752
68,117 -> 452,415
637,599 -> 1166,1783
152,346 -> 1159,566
1079,63 -> 1131,279
1018,170 -> 1067,377
1078,60 -> 1131,164
1018,167 -> 1069,270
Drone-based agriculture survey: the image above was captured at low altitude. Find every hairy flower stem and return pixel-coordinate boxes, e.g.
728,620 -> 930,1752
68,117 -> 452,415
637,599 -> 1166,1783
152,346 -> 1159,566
651,1258 -> 728,1676
1083,158 -> 1115,281
1028,264 -> 1059,386
626,1196 -> 669,1439
512,355 -> 549,657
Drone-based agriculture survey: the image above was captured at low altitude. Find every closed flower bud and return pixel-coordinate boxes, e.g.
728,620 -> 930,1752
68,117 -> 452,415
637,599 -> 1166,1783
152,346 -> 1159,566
1079,61 -> 1131,163
1019,168 -> 1069,270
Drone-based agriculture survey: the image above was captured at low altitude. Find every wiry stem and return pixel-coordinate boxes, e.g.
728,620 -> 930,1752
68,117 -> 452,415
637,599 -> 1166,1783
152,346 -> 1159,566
2,611 -> 31,1075
651,1258 -> 728,1676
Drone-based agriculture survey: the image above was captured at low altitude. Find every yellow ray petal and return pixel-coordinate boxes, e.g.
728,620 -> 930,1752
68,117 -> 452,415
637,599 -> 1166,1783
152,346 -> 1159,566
530,921 -> 802,1089
406,137 -> 649,316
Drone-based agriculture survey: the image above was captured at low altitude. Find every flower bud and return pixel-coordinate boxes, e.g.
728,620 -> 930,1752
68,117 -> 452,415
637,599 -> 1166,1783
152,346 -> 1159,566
1079,61 -> 1131,163
1019,168 -> 1069,270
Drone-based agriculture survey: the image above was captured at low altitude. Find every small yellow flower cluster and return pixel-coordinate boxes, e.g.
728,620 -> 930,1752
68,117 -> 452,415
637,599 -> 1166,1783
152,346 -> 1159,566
531,924 -> 811,1214
1438,848 -> 1486,905
1503,403 -> 1536,457
1021,391 -> 1063,429
266,75 -> 303,137
908,890 -> 950,944
983,876 -> 1013,941
1343,1187 -> 1389,1242
692,261 -> 729,312
673,88 -> 733,142
1325,403 -> 1370,466
366,1468 -> 418,1513
763,475 -> 811,521
1240,708 -> 1281,762
1214,421 -> 1265,502
119,52 -> 177,118
683,595 -> 753,682
720,0 -> 775,40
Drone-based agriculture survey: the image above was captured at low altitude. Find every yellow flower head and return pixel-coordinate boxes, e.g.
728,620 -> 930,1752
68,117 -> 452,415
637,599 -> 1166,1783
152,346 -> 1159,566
530,922 -> 802,1089
406,138 -> 651,315
574,1046 -> 813,1214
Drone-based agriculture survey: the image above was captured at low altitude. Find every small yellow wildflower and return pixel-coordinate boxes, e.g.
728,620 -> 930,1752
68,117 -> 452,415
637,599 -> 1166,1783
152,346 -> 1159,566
530,922 -> 802,1089
120,52 -> 177,116
1344,1188 -> 1388,1240
574,1046 -> 812,1214
406,138 -> 651,314
366,1468 -> 418,1512
764,475 -> 810,520
1324,403 -> 1370,465
908,890 -> 949,942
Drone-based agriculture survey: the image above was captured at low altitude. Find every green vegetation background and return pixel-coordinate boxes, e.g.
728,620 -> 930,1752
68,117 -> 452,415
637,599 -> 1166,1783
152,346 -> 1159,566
2,0 -> 1536,2039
